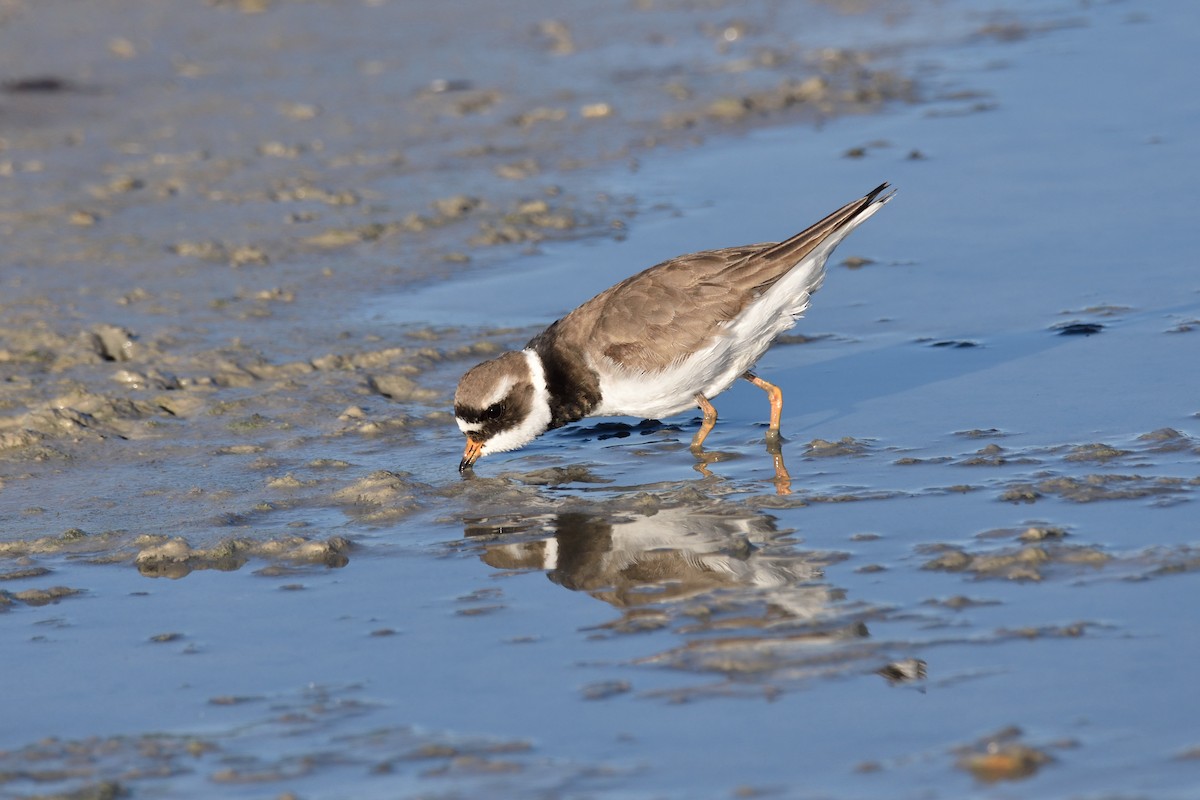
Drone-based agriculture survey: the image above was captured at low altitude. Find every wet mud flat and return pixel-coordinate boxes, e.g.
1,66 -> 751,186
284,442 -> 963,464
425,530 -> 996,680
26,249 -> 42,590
4,0 -> 1200,798
0,0 -> 921,547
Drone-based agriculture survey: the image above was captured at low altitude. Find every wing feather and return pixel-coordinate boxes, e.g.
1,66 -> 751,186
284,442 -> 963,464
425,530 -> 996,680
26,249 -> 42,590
531,184 -> 893,375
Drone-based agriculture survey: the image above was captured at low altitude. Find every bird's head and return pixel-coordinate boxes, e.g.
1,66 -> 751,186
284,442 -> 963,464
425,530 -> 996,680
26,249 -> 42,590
454,350 -> 549,471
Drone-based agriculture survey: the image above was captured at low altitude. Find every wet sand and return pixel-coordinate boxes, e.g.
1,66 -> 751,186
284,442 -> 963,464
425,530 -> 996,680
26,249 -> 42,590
4,0 -> 1200,798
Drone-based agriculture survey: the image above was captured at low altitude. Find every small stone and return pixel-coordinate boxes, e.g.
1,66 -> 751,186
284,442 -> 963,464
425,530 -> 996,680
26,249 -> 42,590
1001,485 -> 1041,503
109,37 -> 137,58
494,159 -> 539,180
922,549 -> 971,571
278,101 -> 320,120
580,102 -> 613,118
13,586 -> 83,606
431,195 -> 481,218
537,19 -> 575,55
707,96 -> 749,120
1018,526 -> 1067,542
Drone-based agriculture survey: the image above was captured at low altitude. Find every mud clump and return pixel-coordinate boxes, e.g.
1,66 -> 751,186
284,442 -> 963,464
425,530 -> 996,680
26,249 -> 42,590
953,728 -> 1056,783
1063,443 -> 1130,462
509,465 -> 612,486
366,374 -> 440,403
666,59 -> 915,129
81,324 -> 139,363
955,428 -> 1009,439
431,194 -> 482,218
332,471 -> 420,521
1016,525 -> 1068,542
999,484 -> 1042,503
135,535 -> 351,578
920,533 -> 1109,581
1133,545 -> 1200,579
804,436 -> 871,457
958,443 -> 1038,466
1033,474 -> 1191,502
1136,427 -> 1198,453
1,390 -> 176,450
0,528 -> 117,559
921,545 -> 1053,581
0,566 -> 53,581
1,585 -> 84,611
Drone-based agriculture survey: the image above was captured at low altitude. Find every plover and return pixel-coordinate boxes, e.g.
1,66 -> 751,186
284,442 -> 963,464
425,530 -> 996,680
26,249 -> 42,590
456,182 -> 894,472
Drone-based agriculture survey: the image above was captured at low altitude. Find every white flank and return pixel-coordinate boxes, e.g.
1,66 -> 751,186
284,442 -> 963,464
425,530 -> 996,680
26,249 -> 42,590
595,193 -> 889,420
479,349 -> 553,455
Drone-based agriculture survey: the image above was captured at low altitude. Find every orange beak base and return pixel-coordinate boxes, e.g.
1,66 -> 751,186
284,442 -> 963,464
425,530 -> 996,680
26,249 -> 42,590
459,436 -> 484,473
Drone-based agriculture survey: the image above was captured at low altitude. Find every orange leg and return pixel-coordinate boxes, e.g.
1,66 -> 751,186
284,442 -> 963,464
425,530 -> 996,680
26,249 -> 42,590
691,393 -> 717,450
743,372 -> 783,433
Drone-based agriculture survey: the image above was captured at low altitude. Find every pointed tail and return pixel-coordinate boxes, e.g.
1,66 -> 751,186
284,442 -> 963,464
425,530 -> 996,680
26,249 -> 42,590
756,182 -> 895,265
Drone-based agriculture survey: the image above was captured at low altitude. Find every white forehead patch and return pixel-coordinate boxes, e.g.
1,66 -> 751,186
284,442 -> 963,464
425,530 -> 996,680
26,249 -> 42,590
457,370 -> 517,436
482,374 -> 517,410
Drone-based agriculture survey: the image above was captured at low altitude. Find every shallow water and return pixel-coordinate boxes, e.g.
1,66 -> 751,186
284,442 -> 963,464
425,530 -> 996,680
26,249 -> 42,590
4,0 -> 1200,798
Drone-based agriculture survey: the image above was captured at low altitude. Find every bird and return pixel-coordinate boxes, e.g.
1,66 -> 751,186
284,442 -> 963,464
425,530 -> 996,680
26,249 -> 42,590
455,182 -> 894,472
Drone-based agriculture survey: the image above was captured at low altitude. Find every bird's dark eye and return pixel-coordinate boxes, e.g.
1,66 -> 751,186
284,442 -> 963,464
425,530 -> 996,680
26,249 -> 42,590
485,402 -> 504,418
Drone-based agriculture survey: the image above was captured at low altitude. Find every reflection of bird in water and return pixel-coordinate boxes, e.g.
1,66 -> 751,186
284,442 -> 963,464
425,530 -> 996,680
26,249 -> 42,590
473,506 -> 833,621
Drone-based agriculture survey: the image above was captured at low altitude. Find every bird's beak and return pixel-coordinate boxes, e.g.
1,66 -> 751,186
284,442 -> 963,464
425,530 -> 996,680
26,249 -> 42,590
459,436 -> 484,473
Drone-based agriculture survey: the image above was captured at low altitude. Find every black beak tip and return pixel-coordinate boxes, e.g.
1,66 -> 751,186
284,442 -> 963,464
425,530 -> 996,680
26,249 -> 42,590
458,458 -> 473,474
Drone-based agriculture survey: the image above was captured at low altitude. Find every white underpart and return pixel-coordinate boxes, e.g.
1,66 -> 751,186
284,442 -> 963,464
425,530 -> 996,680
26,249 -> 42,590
594,199 -> 887,420
479,349 -> 553,456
